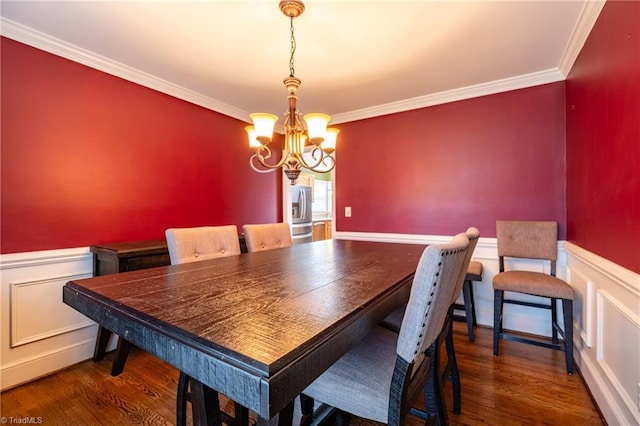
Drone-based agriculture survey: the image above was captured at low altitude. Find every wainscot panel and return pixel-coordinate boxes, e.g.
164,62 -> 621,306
565,242 -> 640,426
0,247 -> 101,391
336,232 -> 639,425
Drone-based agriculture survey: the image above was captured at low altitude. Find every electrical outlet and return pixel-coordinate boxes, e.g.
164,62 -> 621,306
345,206 -> 352,217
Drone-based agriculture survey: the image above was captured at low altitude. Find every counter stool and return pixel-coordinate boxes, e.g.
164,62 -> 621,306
452,260 -> 483,342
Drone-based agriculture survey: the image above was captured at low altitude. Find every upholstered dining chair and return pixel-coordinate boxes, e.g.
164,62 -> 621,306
451,260 -> 483,342
165,225 -> 248,426
166,225 -> 241,264
101,225 -> 246,387
300,232 -> 470,426
493,220 -> 574,374
381,227 -> 480,423
242,222 -> 293,252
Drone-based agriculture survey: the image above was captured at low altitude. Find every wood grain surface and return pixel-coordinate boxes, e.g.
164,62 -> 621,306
1,324 -> 604,425
63,240 -> 426,419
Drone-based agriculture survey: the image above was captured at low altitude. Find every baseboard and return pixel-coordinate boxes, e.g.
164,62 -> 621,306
1,336 -> 96,391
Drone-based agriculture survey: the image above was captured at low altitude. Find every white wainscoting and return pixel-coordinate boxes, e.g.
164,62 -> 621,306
2,238 -> 638,426
335,231 -> 568,335
565,242 -> 640,426
336,232 -> 640,426
0,247 -> 100,391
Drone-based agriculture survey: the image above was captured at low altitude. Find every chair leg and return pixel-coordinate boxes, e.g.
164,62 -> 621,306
300,394 -> 314,417
551,298 -> 559,344
493,290 -> 504,356
562,299 -> 574,375
445,318 -> 461,414
425,337 -> 448,426
469,280 -> 477,326
335,410 -> 352,426
462,280 -> 475,342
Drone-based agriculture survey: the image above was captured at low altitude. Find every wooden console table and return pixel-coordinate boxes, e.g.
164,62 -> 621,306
91,236 -> 248,375
91,239 -> 171,276
91,239 -> 172,374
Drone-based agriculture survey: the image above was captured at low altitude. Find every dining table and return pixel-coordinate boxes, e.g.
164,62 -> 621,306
63,239 -> 427,425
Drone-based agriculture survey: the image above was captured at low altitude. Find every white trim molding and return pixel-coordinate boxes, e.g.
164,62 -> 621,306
337,232 -> 639,426
10,273 -> 94,347
3,237 -> 638,426
1,0 -> 605,126
335,231 -> 568,335
0,247 -> 97,391
558,0 -> 607,76
565,242 -> 640,426
332,69 -> 565,124
0,17 -> 250,124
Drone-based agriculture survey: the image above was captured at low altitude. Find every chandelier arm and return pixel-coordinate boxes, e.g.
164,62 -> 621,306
322,154 -> 336,172
295,147 -> 328,170
317,155 -> 336,173
299,152 -> 336,174
252,145 -> 291,171
250,155 -> 277,173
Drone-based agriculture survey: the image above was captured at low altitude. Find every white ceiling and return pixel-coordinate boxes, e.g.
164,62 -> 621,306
1,1 -> 604,124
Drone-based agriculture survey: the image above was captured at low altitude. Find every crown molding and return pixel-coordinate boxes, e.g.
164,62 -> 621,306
2,0 -> 605,126
558,0 -> 606,77
0,17 -> 250,123
331,68 -> 565,124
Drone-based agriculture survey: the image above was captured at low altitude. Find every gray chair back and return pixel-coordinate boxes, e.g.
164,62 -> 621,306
448,227 -> 480,305
397,232 -> 469,364
165,225 -> 241,265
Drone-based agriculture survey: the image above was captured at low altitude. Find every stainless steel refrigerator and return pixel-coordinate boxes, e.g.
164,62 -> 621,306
291,185 -> 313,243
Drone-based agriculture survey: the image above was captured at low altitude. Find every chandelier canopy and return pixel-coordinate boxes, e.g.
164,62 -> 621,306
245,0 -> 339,185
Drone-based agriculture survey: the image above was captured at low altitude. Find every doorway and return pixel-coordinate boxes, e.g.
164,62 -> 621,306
282,167 -> 335,243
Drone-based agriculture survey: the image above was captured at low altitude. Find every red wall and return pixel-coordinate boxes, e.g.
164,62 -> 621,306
565,1 -> 640,273
1,38 -> 281,254
335,83 -> 567,239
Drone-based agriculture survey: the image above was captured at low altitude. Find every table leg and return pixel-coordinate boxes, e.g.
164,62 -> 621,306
190,378 -> 222,426
92,325 -> 112,362
257,400 -> 294,426
110,337 -> 132,376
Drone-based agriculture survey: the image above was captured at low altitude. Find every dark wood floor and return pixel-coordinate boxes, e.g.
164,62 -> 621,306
1,323 -> 604,425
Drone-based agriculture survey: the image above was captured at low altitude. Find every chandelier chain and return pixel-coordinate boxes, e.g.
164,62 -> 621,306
289,15 -> 296,78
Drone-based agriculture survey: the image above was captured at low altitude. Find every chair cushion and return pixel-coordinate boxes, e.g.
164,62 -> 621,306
465,260 -> 483,281
302,326 -> 398,423
493,271 -> 573,300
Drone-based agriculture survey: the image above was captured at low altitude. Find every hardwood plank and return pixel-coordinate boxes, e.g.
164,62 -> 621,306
0,323 -> 604,425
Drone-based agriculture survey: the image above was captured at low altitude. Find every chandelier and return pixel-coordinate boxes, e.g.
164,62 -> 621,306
245,0 -> 339,185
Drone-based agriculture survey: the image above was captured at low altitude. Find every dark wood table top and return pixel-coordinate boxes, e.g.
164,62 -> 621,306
63,239 -> 426,420
89,239 -> 169,256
